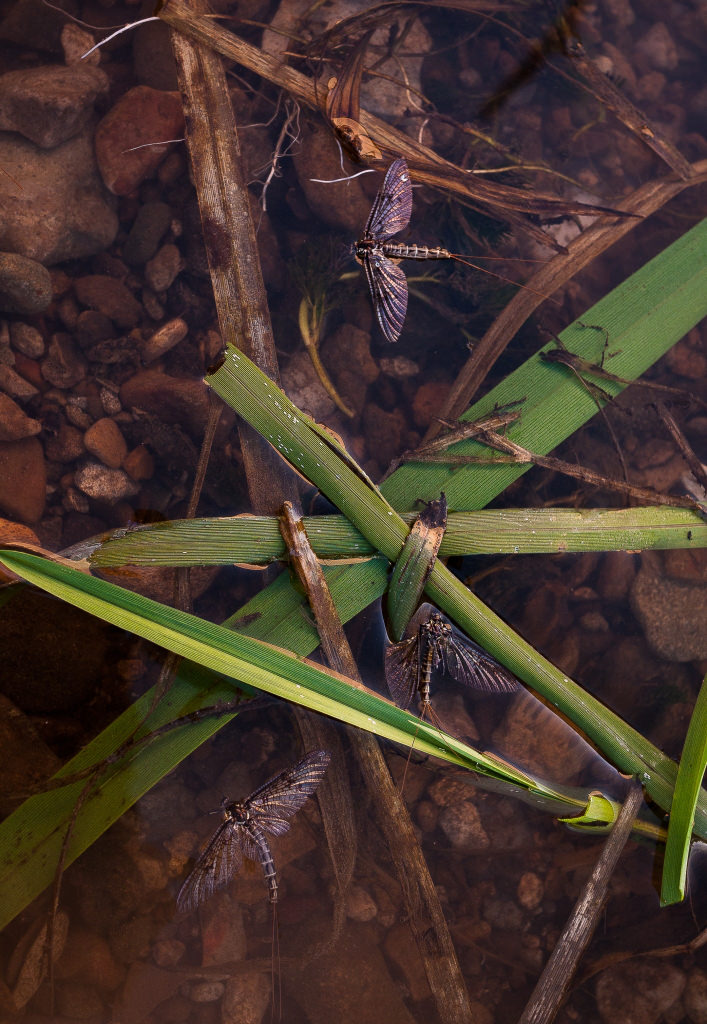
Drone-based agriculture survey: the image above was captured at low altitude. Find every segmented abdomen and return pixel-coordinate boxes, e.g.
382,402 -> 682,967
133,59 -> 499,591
381,243 -> 451,260
248,821 -> 278,903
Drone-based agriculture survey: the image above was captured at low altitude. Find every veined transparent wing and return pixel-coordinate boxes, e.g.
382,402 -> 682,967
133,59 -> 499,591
176,818 -> 245,914
247,750 -> 331,837
384,634 -> 420,709
441,632 -> 519,694
363,250 -> 408,344
364,157 -> 413,240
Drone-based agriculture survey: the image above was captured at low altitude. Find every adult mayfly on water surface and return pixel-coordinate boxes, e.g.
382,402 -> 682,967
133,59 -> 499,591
354,157 -> 542,344
177,749 -> 331,913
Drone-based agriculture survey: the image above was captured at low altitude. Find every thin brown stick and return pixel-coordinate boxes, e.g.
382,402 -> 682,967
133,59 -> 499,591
415,428 -> 698,510
168,0 -> 294,513
428,158 -> 707,432
518,780 -> 644,1024
654,401 -> 707,496
155,0 -> 623,248
278,503 -> 475,1023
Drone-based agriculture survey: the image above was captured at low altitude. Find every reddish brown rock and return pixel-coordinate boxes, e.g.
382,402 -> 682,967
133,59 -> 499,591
296,922 -> 417,1024
123,444 -> 154,481
321,324 -> 379,413
0,691 -> 61,814
595,960 -> 685,1024
43,417 -> 84,462
361,402 -> 408,469
383,923 -> 431,1003
0,436 -> 45,522
665,334 -> 707,380
41,332 -> 87,388
630,551 -> 707,661
142,317 -> 188,363
74,275 -> 142,329
95,86 -> 184,196
145,242 -> 182,292
0,130 -> 118,265
411,378 -> 452,429
120,369 -> 211,438
55,928 -> 125,993
0,392 -> 41,440
0,251 -> 52,315
74,459 -> 140,504
84,417 -> 128,469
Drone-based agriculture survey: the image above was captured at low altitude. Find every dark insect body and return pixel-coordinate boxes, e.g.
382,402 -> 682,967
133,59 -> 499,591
385,611 -> 518,717
177,749 -> 331,913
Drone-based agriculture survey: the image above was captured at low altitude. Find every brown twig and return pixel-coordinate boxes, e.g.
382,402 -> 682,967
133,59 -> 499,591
278,502 -> 475,1022
518,779 -> 644,1024
411,427 -> 699,509
429,158 -> 707,431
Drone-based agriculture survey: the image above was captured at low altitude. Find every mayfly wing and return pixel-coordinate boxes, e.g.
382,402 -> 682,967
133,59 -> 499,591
441,631 -> 519,694
247,750 -> 331,837
176,817 -> 245,915
363,250 -> 408,344
364,157 -> 413,240
384,634 -> 420,709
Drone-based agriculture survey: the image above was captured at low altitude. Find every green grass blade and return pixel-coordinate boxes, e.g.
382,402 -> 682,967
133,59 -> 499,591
0,550 -> 534,783
661,673 -> 707,906
91,506 -> 705,567
205,342 -> 707,835
381,217 -> 707,510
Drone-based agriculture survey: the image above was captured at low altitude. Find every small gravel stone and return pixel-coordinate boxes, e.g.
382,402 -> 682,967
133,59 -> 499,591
61,22 -> 100,65
9,322 -> 44,358
145,243 -> 182,292
84,417 -> 128,469
0,392 -> 41,440
120,369 -> 211,439
0,252 -> 52,315
44,421 -> 84,462
188,980 -> 226,1003
74,460 -> 140,504
74,275 -> 143,329
222,973 -> 271,1024
345,884 -> 378,922
595,960 -> 685,1024
379,354 -> 420,379
631,553 -> 707,661
100,386 -> 122,416
517,872 -> 544,910
635,22 -> 679,72
124,201 -> 172,266
75,309 -> 116,350
438,800 -> 490,851
123,444 -> 154,481
41,332 -> 87,388
152,939 -> 186,969
0,363 -> 39,401
142,317 -> 188,362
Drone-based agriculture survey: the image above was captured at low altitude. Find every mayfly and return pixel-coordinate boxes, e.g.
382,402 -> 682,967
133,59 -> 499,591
177,749 -> 331,913
385,608 -> 518,720
354,157 -> 546,344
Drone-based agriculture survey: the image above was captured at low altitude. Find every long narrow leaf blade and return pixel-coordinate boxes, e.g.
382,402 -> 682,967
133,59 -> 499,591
661,673 -> 707,905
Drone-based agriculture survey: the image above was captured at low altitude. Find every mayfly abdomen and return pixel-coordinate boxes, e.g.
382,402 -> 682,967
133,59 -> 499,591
381,243 -> 452,260
249,822 -> 278,903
